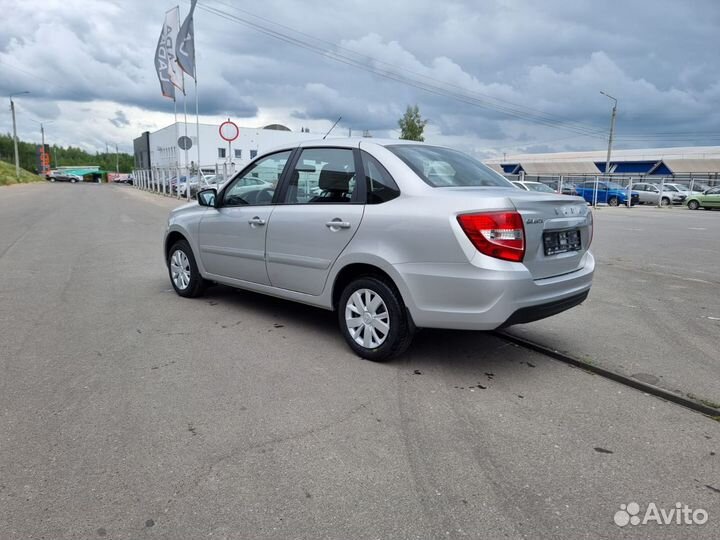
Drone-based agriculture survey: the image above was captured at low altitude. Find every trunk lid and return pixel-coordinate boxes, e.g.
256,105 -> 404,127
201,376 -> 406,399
438,187 -> 592,280
508,191 -> 592,279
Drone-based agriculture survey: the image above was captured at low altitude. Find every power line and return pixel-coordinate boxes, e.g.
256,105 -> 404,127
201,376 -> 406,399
205,0 -> 609,137
200,1 -> 720,145
196,1 -> 608,139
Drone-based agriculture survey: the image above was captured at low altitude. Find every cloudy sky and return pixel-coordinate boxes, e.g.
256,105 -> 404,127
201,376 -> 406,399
1,0 -> 719,158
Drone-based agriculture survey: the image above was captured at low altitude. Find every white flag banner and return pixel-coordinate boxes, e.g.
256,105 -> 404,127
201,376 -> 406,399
176,0 -> 197,79
154,19 -> 175,99
164,6 -> 184,93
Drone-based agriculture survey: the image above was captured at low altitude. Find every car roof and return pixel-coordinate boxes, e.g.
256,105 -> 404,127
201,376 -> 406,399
294,137 -> 436,148
260,137 -> 442,157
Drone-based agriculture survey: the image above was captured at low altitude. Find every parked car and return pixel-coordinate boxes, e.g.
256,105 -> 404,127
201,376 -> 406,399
664,182 -> 708,197
511,181 -> 556,193
559,182 -> 580,196
686,187 -> 720,210
177,176 -> 200,197
47,171 -> 82,183
660,183 -> 692,201
164,140 -> 594,361
575,180 -> 639,206
539,179 -> 579,196
626,182 -> 685,205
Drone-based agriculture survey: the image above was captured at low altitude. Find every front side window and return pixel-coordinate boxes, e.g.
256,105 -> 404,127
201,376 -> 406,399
387,145 -> 513,188
361,151 -> 400,204
222,150 -> 292,206
282,148 -> 357,204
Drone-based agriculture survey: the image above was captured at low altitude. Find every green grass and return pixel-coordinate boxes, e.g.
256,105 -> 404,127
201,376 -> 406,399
687,393 -> 720,410
0,159 -> 44,186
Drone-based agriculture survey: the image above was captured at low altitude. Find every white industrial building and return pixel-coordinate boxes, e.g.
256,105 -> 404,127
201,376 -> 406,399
133,122 -> 317,174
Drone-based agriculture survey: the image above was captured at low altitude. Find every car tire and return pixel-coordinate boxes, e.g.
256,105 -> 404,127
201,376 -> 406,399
660,197 -> 671,206
168,239 -> 206,298
338,276 -> 414,362
687,200 -> 700,210
49,177 -> 56,182
70,178 -> 77,183
608,196 -> 619,207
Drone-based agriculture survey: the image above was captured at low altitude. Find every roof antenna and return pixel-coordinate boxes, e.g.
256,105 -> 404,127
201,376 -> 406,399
322,116 -> 342,140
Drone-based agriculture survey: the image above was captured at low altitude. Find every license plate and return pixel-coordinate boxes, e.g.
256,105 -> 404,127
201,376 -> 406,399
543,229 -> 581,256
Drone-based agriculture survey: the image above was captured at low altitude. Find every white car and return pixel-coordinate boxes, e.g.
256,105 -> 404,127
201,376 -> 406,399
511,181 -> 556,193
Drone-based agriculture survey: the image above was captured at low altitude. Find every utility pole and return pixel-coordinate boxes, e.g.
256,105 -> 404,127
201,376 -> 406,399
9,91 -> 30,178
600,91 -> 617,182
115,144 -> 119,173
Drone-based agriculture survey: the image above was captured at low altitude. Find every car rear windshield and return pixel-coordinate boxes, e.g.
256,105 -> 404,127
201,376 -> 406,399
386,145 -> 513,188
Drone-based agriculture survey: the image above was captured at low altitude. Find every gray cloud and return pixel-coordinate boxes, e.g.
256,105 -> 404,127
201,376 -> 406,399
0,0 -> 717,156
109,110 -> 130,128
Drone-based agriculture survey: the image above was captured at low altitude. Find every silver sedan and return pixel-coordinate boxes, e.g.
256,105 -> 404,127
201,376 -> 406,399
164,139 -> 594,361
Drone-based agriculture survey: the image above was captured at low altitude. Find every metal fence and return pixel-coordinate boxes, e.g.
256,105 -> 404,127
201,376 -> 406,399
131,164 -> 718,207
503,172 -> 718,207
132,163 -> 239,200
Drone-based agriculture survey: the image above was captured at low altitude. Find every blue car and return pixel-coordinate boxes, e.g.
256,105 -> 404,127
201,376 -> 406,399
575,180 -> 640,206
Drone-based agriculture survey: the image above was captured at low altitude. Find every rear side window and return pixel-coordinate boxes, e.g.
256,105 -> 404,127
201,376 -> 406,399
361,152 -> 400,204
386,144 -> 513,188
281,148 -> 357,204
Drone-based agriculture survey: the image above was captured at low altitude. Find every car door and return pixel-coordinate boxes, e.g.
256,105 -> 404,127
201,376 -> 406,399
265,146 -> 365,296
642,184 -> 656,204
583,181 -> 605,203
629,182 -> 648,204
197,150 -> 293,284
704,187 -> 720,207
636,184 -> 652,204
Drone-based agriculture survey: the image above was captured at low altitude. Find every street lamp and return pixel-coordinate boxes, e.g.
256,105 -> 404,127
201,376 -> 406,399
600,91 -> 617,181
9,91 -> 30,179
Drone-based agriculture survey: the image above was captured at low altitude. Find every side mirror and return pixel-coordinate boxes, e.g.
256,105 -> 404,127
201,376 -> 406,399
197,188 -> 217,207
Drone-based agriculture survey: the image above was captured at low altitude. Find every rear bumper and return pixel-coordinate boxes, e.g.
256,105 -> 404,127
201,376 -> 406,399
498,290 -> 589,328
394,251 -> 594,330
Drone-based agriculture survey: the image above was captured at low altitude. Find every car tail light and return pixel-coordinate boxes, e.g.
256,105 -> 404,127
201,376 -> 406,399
457,211 -> 525,262
587,210 -> 594,248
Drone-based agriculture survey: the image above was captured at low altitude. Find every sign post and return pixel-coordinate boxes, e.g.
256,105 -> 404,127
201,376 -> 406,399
219,119 -> 239,181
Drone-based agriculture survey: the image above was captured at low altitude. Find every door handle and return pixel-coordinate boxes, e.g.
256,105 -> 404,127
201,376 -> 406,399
325,220 -> 351,230
248,216 -> 266,226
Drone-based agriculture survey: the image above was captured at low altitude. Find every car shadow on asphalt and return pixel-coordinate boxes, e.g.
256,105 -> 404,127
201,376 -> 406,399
200,284 -> 543,380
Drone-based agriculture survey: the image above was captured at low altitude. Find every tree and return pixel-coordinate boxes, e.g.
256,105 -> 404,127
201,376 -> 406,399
398,105 -> 427,142
0,134 -> 135,174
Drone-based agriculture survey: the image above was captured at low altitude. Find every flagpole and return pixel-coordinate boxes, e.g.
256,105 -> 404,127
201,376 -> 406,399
183,80 -> 190,201
174,98 -> 180,198
195,74 -> 201,187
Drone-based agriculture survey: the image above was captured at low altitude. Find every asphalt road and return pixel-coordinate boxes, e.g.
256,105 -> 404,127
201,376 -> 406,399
1,183 -> 718,540
507,205 -> 720,405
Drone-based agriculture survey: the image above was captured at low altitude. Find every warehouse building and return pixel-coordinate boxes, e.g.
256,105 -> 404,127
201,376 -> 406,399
133,122 -> 317,173
484,146 -> 720,178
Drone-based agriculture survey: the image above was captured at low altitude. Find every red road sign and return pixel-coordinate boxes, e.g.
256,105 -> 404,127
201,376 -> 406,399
219,120 -> 239,142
